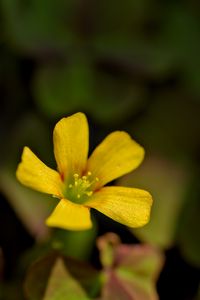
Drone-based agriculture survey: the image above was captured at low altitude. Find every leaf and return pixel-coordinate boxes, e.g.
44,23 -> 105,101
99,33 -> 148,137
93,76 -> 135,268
101,247 -> 163,300
24,253 -> 56,300
33,60 -> 94,118
115,244 -> 164,283
43,258 -> 90,300
34,60 -> 145,124
97,232 -> 121,268
61,256 -> 100,298
1,0 -> 74,54
24,252 -> 100,300
101,271 -> 137,300
98,234 -> 164,300
118,155 -> 189,248
161,4 -> 200,96
102,270 -> 157,300
88,71 -> 145,125
114,245 -> 164,300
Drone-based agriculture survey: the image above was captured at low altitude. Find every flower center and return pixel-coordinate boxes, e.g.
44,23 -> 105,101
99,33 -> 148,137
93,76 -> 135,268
65,172 -> 99,204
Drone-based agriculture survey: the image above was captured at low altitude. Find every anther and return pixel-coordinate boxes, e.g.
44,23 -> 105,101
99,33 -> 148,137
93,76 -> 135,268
68,172 -> 95,201
95,177 -> 99,182
86,191 -> 93,196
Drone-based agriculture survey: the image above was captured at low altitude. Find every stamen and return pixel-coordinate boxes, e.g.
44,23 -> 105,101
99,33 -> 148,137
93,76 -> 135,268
86,191 -> 93,196
67,172 -> 98,202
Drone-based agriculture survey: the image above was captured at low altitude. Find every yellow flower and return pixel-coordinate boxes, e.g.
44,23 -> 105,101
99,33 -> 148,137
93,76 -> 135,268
16,113 -> 152,231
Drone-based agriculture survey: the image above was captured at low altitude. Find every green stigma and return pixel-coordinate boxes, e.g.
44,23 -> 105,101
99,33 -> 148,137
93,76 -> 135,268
65,172 -> 99,203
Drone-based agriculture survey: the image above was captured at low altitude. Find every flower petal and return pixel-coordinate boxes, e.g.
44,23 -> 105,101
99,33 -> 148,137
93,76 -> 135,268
46,199 -> 92,230
85,186 -> 153,228
16,147 -> 63,197
53,113 -> 89,179
86,131 -> 144,188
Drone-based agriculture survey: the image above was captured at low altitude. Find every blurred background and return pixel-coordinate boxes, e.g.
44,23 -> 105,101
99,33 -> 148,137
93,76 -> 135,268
0,0 -> 200,299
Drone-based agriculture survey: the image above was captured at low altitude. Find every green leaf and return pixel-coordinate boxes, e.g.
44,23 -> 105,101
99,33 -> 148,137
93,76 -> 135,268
87,71 -> 145,125
115,245 -> 164,300
24,253 -> 100,300
34,60 -> 145,124
116,244 -> 164,283
34,60 -> 94,118
161,4 -> 200,96
1,0 -> 74,53
97,233 -> 121,268
43,258 -> 90,300
24,253 -> 57,300
98,234 -> 164,300
102,270 -> 156,300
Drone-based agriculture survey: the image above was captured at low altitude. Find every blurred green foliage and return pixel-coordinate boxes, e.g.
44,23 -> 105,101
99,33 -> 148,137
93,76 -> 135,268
24,254 -> 97,300
2,0 -> 200,123
22,234 -> 163,300
43,258 -> 90,300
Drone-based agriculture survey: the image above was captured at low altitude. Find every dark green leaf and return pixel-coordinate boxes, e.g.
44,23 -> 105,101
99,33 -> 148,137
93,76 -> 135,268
24,253 -> 100,300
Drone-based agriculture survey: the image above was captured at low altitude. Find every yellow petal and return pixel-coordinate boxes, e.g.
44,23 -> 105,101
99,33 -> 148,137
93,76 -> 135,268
85,186 -> 153,228
87,131 -> 144,188
53,113 -> 89,179
46,199 -> 92,230
16,147 -> 63,197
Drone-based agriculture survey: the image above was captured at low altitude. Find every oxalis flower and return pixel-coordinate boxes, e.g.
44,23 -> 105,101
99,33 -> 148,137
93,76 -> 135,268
16,113 -> 152,231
